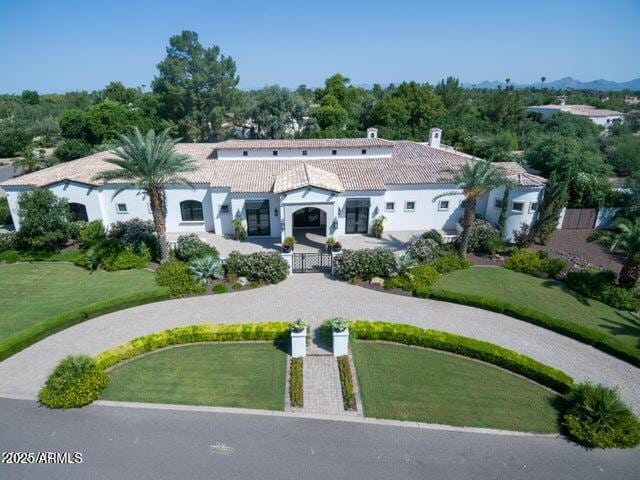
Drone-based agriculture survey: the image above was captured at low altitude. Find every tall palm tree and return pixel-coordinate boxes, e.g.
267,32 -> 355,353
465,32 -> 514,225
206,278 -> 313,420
436,160 -> 511,256
592,217 -> 640,288
541,76 -> 546,88
13,145 -> 47,174
93,128 -> 197,261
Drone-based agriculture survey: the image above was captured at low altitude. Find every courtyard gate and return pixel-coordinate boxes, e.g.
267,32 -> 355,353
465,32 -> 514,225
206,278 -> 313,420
292,252 -> 333,273
562,208 -> 598,229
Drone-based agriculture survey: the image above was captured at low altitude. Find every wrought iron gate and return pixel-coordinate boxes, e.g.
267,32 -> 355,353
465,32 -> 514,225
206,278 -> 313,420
292,253 -> 333,273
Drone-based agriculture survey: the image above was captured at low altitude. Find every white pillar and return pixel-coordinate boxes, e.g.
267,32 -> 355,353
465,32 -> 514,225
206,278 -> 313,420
332,328 -> 349,356
290,327 -> 307,358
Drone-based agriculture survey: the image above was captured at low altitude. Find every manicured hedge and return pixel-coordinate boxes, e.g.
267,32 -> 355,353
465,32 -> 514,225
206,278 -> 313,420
349,321 -> 574,393
95,322 -> 291,369
0,288 -> 171,362
424,287 -> 640,368
337,355 -> 356,410
289,357 -> 303,408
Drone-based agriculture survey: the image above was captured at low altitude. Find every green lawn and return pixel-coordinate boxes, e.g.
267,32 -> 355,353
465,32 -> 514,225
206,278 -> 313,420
433,267 -> 640,358
102,343 -> 287,410
0,263 -> 162,340
352,341 -> 562,432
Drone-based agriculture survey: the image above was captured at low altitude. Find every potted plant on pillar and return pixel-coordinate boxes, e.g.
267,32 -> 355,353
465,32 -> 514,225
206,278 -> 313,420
330,317 -> 349,356
290,318 -> 307,358
326,236 -> 342,253
282,236 -> 295,253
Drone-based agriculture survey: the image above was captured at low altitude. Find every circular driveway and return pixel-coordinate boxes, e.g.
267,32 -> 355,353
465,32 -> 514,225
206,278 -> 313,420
1,274 -> 639,412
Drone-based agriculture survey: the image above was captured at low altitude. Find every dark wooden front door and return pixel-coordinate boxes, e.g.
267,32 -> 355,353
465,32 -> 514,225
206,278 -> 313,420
562,208 -> 597,229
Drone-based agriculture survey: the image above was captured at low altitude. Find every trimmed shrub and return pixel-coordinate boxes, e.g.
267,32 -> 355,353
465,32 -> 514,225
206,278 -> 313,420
349,321 -> 574,393
565,269 -> 639,311
0,288 -> 170,362
334,248 -> 396,281
155,259 -> 205,296
107,219 -> 160,261
407,237 -> 441,264
420,229 -> 444,245
16,189 -> 71,251
0,249 -> 19,263
290,358 -> 303,408
175,234 -> 218,262
504,249 -> 542,274
372,215 -> 385,239
95,322 -> 291,369
563,383 -> 640,449
224,251 -> 289,284
213,283 -> 229,294
67,220 -> 86,241
337,356 -> 356,411
78,220 -> 106,249
540,256 -> 568,278
482,235 -> 504,255
458,219 -> 498,253
0,231 -> 17,252
38,355 -> 109,408
424,287 -> 640,367
54,138 -> 91,162
101,248 -> 150,271
431,254 -> 471,274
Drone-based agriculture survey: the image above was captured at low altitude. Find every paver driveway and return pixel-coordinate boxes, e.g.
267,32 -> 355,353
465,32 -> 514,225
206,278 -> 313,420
1,274 -> 639,413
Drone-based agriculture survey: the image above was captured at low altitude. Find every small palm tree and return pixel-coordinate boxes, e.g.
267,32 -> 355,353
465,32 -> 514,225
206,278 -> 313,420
190,255 -> 225,292
436,160 -> 511,256
592,217 -> 640,288
93,129 -> 197,261
13,145 -> 47,174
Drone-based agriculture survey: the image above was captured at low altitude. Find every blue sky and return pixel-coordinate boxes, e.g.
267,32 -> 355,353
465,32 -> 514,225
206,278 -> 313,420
0,0 -> 638,93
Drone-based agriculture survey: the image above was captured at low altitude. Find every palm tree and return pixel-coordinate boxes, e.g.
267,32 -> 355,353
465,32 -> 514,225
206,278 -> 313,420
592,217 -> 640,288
190,255 -> 225,292
435,160 -> 511,256
541,76 -> 546,88
13,145 -> 47,174
93,128 -> 197,261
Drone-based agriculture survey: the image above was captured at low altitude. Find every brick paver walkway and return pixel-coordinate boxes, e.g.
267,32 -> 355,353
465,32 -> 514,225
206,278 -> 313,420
300,356 -> 345,415
1,273 -> 639,414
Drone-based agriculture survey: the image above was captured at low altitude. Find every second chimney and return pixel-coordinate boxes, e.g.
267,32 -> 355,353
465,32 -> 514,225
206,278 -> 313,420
428,127 -> 442,148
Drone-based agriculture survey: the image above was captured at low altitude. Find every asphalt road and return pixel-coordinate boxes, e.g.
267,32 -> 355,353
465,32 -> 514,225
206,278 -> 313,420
1,398 -> 638,480
0,163 -> 14,198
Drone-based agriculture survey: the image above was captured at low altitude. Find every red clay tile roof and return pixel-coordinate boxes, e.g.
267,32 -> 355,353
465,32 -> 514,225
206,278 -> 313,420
1,140 -> 545,191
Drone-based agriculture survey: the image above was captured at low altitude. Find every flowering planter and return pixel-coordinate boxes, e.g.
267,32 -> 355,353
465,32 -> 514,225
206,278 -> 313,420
332,327 -> 349,356
290,327 -> 307,358
282,245 -> 292,253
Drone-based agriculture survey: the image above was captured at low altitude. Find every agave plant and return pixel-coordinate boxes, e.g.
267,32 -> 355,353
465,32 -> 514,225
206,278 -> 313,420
190,255 -> 225,292
392,252 -> 417,278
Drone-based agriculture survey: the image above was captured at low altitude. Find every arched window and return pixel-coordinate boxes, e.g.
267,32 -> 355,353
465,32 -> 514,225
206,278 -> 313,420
68,203 -> 88,222
180,200 -> 204,221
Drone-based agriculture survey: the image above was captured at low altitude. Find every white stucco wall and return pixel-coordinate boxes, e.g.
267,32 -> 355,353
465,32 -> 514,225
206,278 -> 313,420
381,185 -> 466,231
498,188 -> 542,241
228,192 -> 282,238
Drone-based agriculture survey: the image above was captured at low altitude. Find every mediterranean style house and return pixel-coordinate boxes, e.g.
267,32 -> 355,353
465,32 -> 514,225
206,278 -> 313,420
1,128 -> 546,243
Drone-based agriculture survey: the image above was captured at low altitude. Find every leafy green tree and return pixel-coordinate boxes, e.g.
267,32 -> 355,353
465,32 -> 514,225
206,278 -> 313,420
592,217 -> 640,288
93,129 -> 197,261
152,30 -> 240,141
247,86 -> 305,139
17,189 -> 70,251
436,160 -> 510,255
0,124 -> 31,157
605,135 -> 640,176
21,90 -> 40,105
54,138 -> 92,161
103,81 -> 142,105
530,170 -> 570,244
58,109 -> 92,141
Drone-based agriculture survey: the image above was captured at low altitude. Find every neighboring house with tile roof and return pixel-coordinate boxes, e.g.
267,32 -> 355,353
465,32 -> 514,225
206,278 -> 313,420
527,103 -> 624,128
1,127 -> 546,242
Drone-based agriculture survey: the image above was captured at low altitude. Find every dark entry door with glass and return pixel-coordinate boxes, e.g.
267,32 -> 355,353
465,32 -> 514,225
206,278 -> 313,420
345,198 -> 370,234
246,200 -> 271,236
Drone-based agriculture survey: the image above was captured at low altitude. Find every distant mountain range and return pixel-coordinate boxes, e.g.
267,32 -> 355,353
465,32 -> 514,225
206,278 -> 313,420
465,77 -> 640,91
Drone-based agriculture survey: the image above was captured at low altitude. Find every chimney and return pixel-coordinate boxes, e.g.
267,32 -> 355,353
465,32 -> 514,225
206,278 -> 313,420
366,127 -> 378,139
428,127 -> 442,148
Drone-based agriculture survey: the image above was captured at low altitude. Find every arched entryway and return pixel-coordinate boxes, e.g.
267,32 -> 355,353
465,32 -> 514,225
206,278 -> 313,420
292,207 -> 327,251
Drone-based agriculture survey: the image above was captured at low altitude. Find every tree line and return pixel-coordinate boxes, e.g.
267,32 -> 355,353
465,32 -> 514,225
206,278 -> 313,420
1,30 -> 639,211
